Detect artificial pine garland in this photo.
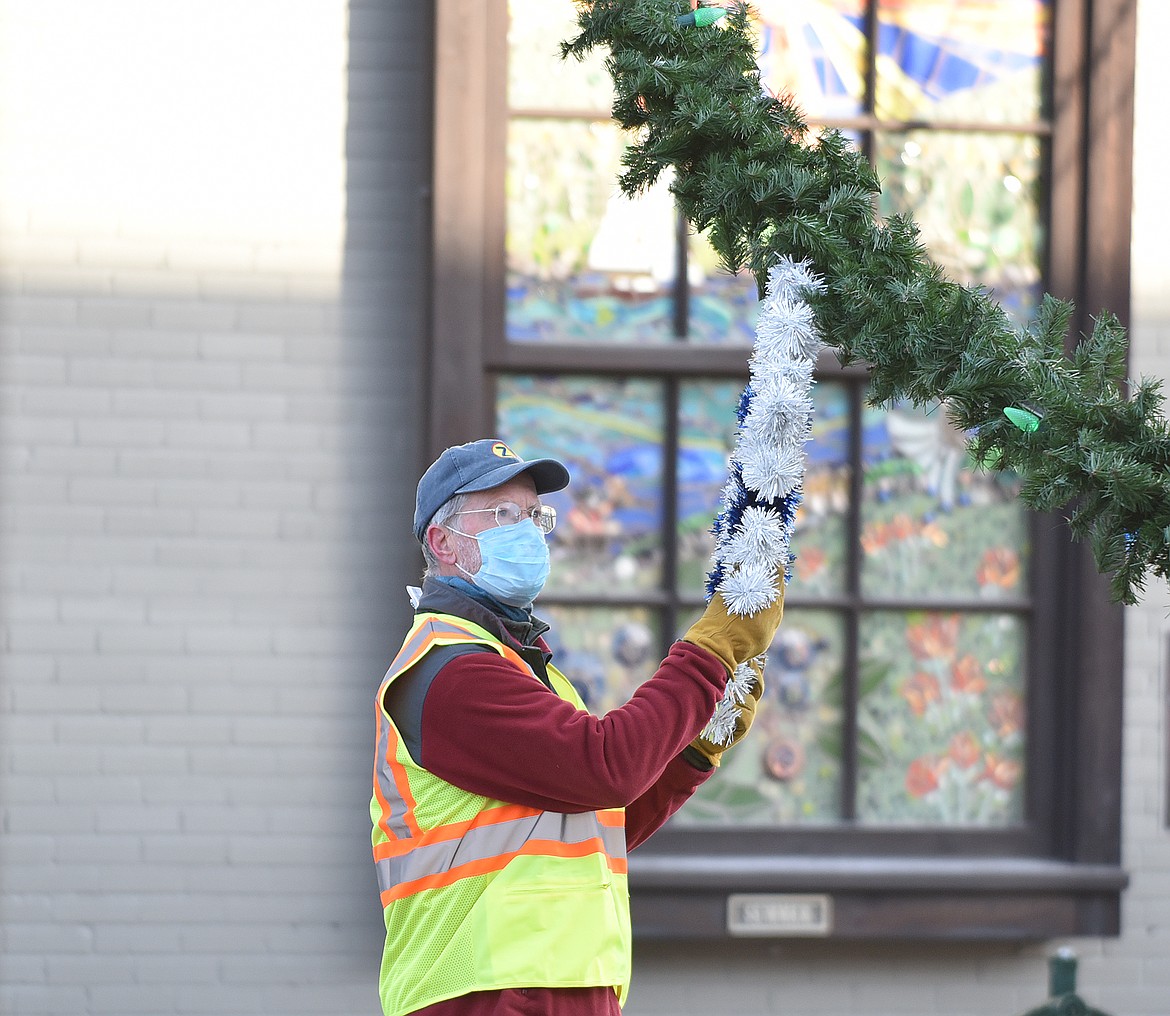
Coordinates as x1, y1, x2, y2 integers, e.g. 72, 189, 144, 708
563, 0, 1170, 606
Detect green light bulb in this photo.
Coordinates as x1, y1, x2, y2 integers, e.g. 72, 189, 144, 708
676, 7, 727, 28
1004, 407, 1041, 433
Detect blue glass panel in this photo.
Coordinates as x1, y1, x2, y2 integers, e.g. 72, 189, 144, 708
751, 1, 867, 120
676, 379, 739, 594
496, 376, 665, 592
678, 381, 851, 598
686, 229, 759, 346
793, 382, 852, 596
875, 0, 1050, 124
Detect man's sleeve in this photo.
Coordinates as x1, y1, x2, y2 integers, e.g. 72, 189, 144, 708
417, 640, 727, 814
624, 752, 715, 851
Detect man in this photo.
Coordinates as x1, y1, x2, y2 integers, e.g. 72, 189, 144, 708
372, 439, 783, 1016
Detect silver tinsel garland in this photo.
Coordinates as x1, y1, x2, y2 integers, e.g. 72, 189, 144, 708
700, 256, 825, 745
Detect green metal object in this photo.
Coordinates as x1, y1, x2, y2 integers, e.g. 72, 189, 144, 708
1019, 951, 1114, 1016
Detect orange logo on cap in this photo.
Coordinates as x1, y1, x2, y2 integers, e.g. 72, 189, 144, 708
491, 442, 518, 459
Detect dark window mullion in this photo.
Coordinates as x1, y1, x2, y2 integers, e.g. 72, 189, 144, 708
663, 379, 682, 651
861, 0, 879, 165
841, 376, 867, 823
673, 207, 689, 341
847, 0, 876, 825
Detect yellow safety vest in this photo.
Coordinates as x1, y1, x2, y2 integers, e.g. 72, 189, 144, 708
371, 612, 632, 1016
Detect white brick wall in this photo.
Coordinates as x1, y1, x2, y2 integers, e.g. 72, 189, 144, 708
0, 1, 427, 1013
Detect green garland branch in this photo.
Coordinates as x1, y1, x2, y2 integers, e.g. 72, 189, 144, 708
563, 0, 1170, 605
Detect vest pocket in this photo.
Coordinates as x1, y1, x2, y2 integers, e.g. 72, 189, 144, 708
488, 882, 627, 987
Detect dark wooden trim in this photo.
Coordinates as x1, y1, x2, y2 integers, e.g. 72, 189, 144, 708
1026, 512, 1062, 852
841, 379, 865, 821
628, 854, 1128, 892
631, 885, 1122, 940
861, 0, 877, 164
486, 343, 866, 378
1082, 0, 1136, 333
430, 0, 503, 453
510, 106, 1055, 137
1047, 0, 1087, 312
488, 341, 755, 376
481, 0, 510, 390
1061, 0, 1135, 869
642, 823, 1046, 859
661, 379, 681, 656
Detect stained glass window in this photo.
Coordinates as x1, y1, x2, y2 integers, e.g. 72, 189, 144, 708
496, 375, 665, 592
861, 399, 1027, 600
678, 609, 846, 825
856, 611, 1026, 825
507, 121, 678, 344
875, 131, 1044, 323
505, 0, 1049, 346
538, 605, 663, 714
434, 0, 1130, 937
873, 0, 1049, 124
500, 0, 1050, 830
752, 0, 867, 120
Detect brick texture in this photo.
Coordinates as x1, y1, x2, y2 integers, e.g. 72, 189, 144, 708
0, 1, 426, 1013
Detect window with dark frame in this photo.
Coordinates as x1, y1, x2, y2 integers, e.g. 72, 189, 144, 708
428, 0, 1134, 938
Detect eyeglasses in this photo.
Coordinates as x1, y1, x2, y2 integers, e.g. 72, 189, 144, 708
451, 501, 557, 534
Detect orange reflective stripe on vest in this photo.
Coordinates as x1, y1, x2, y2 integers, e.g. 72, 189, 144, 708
393, 615, 530, 676
375, 809, 628, 905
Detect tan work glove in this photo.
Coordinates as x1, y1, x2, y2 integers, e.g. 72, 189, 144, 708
689, 658, 765, 768
682, 587, 784, 676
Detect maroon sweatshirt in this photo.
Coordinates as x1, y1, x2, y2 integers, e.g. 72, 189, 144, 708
381, 579, 727, 1016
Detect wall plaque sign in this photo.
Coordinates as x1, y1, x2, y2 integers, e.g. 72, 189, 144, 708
727, 893, 833, 937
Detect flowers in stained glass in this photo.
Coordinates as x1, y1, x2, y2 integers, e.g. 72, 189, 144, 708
901, 670, 941, 718
858, 611, 1026, 825
862, 399, 1028, 599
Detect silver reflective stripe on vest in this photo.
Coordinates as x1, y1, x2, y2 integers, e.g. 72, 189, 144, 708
376, 810, 626, 894
374, 713, 413, 840
374, 618, 505, 840
598, 821, 625, 860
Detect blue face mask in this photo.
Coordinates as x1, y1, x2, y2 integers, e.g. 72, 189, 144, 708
449, 518, 550, 607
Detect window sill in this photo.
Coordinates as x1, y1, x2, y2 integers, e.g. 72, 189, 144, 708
628, 856, 1128, 940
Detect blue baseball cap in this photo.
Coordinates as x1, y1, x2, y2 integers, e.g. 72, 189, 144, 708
413, 439, 570, 542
